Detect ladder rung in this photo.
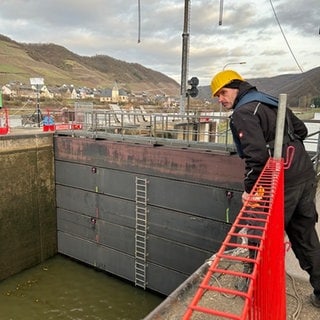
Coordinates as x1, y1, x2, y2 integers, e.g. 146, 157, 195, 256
136, 245, 146, 252
136, 264, 145, 269
135, 230, 146, 236
136, 239, 146, 245
136, 246, 146, 253
136, 235, 146, 241
136, 212, 146, 218
135, 276, 146, 283
136, 238, 146, 245
136, 205, 146, 210
135, 270, 146, 277
136, 206, 147, 210
135, 262, 145, 267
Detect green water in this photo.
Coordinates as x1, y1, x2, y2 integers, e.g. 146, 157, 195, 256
0, 255, 163, 320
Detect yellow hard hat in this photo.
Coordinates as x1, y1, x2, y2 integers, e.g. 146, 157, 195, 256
211, 70, 244, 96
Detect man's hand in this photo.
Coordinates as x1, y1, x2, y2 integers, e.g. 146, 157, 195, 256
242, 191, 250, 204
242, 186, 265, 207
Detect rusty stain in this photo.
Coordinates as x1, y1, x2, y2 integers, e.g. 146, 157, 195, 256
55, 136, 244, 189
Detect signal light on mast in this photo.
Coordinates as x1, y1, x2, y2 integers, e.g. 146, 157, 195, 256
187, 77, 199, 98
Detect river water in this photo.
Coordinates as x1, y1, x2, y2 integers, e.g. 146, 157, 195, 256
0, 255, 163, 320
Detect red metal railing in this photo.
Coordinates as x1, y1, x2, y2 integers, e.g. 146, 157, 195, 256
42, 109, 82, 132
0, 108, 9, 135
183, 157, 285, 319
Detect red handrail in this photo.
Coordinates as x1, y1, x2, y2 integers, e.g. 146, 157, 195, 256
183, 157, 285, 320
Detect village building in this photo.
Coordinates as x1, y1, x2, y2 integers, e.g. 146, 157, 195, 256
98, 82, 128, 103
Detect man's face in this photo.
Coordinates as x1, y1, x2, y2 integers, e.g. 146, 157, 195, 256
215, 87, 238, 110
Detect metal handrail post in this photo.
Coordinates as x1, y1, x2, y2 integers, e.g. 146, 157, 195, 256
316, 131, 320, 174
273, 94, 287, 159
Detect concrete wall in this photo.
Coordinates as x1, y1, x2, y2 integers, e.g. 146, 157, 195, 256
0, 130, 57, 280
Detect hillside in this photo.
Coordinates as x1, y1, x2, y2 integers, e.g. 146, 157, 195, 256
0, 34, 319, 107
0, 34, 180, 95
198, 67, 320, 108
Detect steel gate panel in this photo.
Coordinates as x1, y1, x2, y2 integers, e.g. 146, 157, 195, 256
147, 205, 231, 252
55, 160, 97, 191
147, 234, 210, 275
58, 231, 98, 266
56, 160, 137, 200
146, 175, 241, 222
146, 262, 189, 296
58, 232, 135, 281
57, 209, 135, 255
56, 185, 135, 228
56, 185, 96, 216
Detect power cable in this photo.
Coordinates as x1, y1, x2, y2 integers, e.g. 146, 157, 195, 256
286, 272, 303, 320
269, 0, 320, 97
269, 0, 304, 73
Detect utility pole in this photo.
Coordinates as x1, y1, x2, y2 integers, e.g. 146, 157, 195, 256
180, 0, 190, 114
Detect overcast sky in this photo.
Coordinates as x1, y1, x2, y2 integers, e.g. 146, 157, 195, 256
0, 0, 319, 86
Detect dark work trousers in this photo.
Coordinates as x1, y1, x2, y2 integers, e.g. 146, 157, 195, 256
285, 177, 320, 295
244, 208, 266, 260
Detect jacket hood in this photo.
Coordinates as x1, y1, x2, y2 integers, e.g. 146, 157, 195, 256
233, 81, 257, 109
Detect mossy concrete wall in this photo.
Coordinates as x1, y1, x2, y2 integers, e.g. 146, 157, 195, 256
0, 130, 56, 280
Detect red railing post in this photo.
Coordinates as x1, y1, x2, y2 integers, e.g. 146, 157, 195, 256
0, 108, 9, 135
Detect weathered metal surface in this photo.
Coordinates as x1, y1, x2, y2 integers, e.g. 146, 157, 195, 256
54, 135, 244, 188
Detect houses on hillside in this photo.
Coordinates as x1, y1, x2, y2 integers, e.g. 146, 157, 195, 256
1, 81, 129, 104
1, 80, 181, 110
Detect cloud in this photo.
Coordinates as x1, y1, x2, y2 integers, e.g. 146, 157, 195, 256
0, 0, 318, 86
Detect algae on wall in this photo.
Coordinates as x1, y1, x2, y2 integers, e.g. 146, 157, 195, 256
0, 132, 57, 280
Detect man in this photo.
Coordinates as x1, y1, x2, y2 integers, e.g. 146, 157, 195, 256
211, 69, 320, 307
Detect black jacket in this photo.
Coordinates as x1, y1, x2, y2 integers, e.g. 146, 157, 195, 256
230, 82, 315, 193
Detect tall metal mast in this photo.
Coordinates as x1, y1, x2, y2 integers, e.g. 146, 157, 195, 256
180, 0, 190, 114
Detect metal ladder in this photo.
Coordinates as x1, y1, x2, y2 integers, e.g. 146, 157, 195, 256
135, 177, 148, 289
